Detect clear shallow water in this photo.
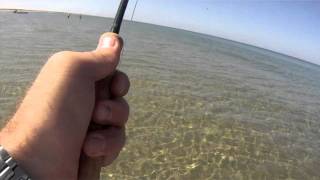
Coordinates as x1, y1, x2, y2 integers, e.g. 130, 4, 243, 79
1, 11, 320, 179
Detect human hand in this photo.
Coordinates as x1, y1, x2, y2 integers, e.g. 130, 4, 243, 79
0, 33, 130, 179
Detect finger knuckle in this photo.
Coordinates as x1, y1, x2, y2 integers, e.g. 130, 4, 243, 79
92, 50, 119, 68
48, 51, 79, 67
50, 51, 75, 62
102, 51, 118, 62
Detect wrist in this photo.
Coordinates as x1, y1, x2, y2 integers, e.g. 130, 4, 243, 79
0, 121, 49, 180
0, 118, 78, 180
0, 145, 31, 180
0, 124, 33, 179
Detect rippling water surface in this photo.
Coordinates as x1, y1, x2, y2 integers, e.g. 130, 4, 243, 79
1, 11, 320, 179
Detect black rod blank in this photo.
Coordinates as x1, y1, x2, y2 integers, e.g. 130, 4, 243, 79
110, 0, 129, 34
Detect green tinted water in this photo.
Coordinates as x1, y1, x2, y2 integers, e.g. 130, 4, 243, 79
1, 11, 320, 179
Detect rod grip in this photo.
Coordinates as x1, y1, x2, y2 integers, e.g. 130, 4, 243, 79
79, 77, 113, 180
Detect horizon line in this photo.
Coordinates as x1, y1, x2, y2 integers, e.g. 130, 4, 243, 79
1, 7, 319, 67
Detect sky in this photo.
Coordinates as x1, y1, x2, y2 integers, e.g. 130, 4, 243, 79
1, 0, 319, 65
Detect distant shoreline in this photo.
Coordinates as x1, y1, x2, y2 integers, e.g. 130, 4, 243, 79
0, 8, 84, 16
1, 8, 318, 67
0, 8, 41, 12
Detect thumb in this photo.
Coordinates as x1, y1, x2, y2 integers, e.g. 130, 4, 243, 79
93, 32, 123, 80
47, 33, 123, 81
96, 32, 123, 51
75, 33, 123, 80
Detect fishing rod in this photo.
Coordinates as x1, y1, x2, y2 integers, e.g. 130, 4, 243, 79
110, 0, 129, 34
79, 1, 130, 180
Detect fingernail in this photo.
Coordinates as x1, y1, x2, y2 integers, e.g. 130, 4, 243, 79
100, 36, 117, 49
